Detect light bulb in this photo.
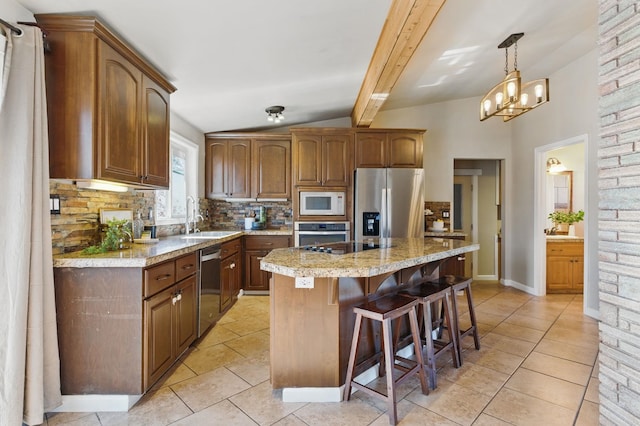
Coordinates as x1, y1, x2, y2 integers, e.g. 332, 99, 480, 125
520, 93, 529, 107
535, 84, 544, 102
483, 99, 492, 115
507, 82, 516, 101
267, 114, 274, 122
495, 92, 503, 109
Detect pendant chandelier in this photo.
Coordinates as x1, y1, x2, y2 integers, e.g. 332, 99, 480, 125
480, 33, 549, 122
265, 105, 285, 123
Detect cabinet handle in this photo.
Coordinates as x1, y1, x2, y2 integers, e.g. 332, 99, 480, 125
230, 263, 236, 269
457, 256, 465, 261
257, 257, 264, 260
176, 292, 182, 301
172, 296, 178, 305
182, 263, 195, 270
155, 273, 171, 281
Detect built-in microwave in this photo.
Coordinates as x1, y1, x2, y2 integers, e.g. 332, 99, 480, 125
299, 191, 346, 216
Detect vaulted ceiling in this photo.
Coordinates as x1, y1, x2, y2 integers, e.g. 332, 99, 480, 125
17, 0, 598, 133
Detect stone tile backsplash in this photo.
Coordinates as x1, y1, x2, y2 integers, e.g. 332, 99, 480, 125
424, 201, 451, 230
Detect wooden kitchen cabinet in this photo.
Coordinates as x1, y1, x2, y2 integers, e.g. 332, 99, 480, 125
205, 138, 252, 199
252, 139, 291, 199
205, 134, 291, 200
221, 238, 242, 312
244, 235, 291, 293
546, 240, 584, 293
291, 130, 352, 187
36, 14, 175, 189
354, 129, 424, 168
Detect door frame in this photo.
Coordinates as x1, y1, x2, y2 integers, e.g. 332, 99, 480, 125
534, 134, 593, 315
454, 169, 480, 279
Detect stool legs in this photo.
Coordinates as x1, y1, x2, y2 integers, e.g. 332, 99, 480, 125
450, 279, 480, 364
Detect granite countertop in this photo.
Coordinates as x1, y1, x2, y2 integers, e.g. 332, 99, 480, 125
54, 228, 292, 268
424, 231, 467, 238
260, 237, 479, 278
546, 235, 584, 242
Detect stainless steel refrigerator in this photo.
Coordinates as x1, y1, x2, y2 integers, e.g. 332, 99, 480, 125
354, 168, 424, 240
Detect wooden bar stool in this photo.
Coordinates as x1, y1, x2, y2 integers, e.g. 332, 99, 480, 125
343, 294, 428, 425
399, 279, 460, 389
438, 275, 480, 363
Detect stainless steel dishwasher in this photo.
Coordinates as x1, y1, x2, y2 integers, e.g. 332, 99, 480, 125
199, 244, 221, 337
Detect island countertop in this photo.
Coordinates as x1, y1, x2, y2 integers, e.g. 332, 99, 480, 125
261, 237, 479, 278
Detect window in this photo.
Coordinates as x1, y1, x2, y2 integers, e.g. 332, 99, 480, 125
155, 131, 198, 225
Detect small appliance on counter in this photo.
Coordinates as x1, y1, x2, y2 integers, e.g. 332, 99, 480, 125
251, 206, 267, 230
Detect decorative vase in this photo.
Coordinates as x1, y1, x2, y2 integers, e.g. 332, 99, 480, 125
568, 224, 576, 237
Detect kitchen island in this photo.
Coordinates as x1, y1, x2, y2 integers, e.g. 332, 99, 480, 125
260, 237, 479, 402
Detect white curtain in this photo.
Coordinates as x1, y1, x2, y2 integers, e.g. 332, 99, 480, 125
0, 23, 62, 425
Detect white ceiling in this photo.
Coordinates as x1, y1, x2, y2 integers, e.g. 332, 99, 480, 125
17, 0, 598, 133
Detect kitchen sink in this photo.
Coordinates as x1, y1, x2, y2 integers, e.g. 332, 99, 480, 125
182, 231, 242, 239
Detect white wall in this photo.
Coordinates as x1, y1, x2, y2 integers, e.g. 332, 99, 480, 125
0, 0, 33, 21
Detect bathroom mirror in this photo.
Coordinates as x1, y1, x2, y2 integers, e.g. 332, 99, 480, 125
552, 171, 572, 212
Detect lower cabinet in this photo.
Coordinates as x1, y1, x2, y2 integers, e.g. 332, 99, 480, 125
53, 251, 198, 395
244, 235, 291, 292
546, 240, 584, 293
221, 238, 242, 312
427, 235, 467, 277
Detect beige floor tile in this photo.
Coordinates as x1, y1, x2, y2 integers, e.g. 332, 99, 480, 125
352, 370, 423, 413
229, 382, 309, 425
505, 368, 586, 410
151, 362, 197, 390
465, 346, 525, 375
46, 412, 101, 426
226, 349, 271, 385
271, 414, 309, 425
368, 399, 459, 425
522, 351, 592, 386
484, 387, 576, 425
415, 383, 493, 425
472, 413, 512, 425
491, 322, 545, 343
170, 399, 256, 425
584, 376, 600, 403
182, 343, 245, 374
575, 400, 600, 426
171, 367, 251, 412
479, 332, 537, 357
294, 399, 384, 426
97, 387, 192, 426
441, 363, 509, 397
196, 323, 241, 348
545, 325, 599, 350
504, 313, 554, 331
223, 330, 271, 358
472, 311, 509, 327
534, 338, 598, 366
222, 314, 270, 336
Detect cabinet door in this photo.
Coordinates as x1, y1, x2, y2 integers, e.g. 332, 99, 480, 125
546, 256, 572, 292
231, 252, 242, 302
175, 275, 197, 355
572, 257, 584, 291
354, 133, 386, 168
293, 134, 322, 186
323, 135, 351, 186
97, 42, 143, 184
144, 287, 175, 389
439, 255, 465, 277
228, 140, 251, 198
245, 250, 269, 291
387, 133, 423, 168
252, 139, 291, 198
141, 75, 170, 188
205, 139, 228, 199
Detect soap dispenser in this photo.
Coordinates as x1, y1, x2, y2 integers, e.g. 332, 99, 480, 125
133, 211, 144, 239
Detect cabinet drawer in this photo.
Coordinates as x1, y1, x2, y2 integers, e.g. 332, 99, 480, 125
221, 238, 242, 258
144, 261, 175, 298
176, 252, 197, 282
547, 242, 583, 256
244, 235, 290, 250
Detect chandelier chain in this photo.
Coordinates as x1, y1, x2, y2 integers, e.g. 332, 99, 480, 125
504, 47, 509, 75
514, 41, 518, 71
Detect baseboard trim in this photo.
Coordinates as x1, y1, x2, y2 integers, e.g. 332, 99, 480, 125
475, 274, 498, 281
502, 279, 542, 296
50, 394, 142, 413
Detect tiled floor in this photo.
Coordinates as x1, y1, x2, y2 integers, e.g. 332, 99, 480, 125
45, 282, 600, 425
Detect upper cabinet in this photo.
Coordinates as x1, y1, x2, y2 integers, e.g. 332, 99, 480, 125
291, 129, 352, 187
205, 134, 291, 200
36, 14, 176, 189
354, 130, 424, 168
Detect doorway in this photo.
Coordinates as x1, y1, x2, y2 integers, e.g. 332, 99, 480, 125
453, 160, 502, 281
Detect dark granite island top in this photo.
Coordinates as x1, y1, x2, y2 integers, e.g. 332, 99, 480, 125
260, 237, 479, 403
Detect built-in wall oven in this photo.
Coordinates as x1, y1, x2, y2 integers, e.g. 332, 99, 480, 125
294, 221, 350, 247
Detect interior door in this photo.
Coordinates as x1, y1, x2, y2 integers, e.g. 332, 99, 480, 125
454, 175, 473, 277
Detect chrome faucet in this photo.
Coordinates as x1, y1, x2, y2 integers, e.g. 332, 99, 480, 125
186, 196, 203, 234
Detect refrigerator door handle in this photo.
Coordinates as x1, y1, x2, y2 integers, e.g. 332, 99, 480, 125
381, 187, 389, 238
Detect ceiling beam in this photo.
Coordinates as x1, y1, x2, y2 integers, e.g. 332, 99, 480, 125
351, 0, 446, 127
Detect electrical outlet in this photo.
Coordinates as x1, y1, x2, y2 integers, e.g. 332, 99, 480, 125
442, 210, 450, 218
50, 195, 60, 214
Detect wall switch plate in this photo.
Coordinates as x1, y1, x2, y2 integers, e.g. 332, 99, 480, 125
50, 195, 60, 214
442, 210, 450, 218
295, 277, 314, 289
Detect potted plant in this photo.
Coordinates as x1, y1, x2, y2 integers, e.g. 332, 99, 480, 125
548, 210, 584, 236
